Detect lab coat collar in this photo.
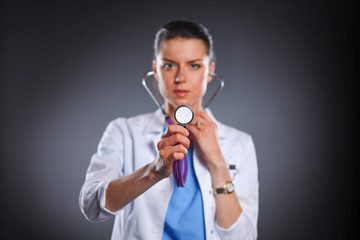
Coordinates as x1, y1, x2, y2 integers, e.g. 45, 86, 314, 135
143, 107, 226, 139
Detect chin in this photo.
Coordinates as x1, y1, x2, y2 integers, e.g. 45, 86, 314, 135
173, 99, 191, 107
178, 102, 200, 110
168, 97, 199, 109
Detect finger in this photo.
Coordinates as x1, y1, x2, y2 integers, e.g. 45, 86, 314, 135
163, 124, 189, 138
194, 114, 209, 127
172, 152, 186, 161
194, 122, 205, 130
160, 145, 188, 165
170, 144, 188, 159
187, 124, 201, 135
197, 112, 213, 123
189, 115, 203, 126
200, 111, 213, 123
189, 115, 206, 129
197, 112, 217, 130
159, 133, 190, 149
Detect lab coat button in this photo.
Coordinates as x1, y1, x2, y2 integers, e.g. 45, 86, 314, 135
211, 230, 214, 234
209, 190, 212, 195
152, 228, 156, 233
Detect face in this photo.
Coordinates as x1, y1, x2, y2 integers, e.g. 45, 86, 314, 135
153, 38, 215, 114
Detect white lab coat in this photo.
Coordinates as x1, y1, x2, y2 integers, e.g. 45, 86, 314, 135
79, 108, 259, 240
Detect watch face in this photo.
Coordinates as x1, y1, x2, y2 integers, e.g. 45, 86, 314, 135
226, 182, 234, 193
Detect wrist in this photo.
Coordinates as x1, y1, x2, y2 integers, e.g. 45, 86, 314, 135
148, 160, 166, 182
213, 180, 235, 194
208, 161, 232, 189
207, 157, 227, 175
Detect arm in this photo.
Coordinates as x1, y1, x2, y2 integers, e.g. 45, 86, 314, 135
101, 124, 190, 213
188, 112, 258, 238
208, 155, 242, 228
105, 124, 190, 211
188, 112, 241, 228
215, 135, 259, 239
80, 121, 190, 220
104, 162, 161, 212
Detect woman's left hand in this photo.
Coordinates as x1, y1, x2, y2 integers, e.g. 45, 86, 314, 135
187, 111, 224, 169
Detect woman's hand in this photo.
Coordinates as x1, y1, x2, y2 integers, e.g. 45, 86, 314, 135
187, 112, 226, 172
154, 124, 190, 179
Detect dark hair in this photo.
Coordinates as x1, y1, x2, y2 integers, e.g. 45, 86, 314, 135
154, 20, 215, 62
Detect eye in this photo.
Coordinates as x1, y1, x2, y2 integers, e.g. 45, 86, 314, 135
190, 64, 201, 70
163, 63, 175, 70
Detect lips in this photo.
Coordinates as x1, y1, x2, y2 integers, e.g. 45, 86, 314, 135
174, 89, 189, 97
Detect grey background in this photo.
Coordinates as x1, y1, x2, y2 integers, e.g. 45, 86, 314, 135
1, 0, 357, 239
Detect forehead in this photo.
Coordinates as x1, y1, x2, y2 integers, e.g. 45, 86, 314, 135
157, 38, 208, 59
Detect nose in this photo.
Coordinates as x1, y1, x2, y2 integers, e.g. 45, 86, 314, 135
174, 67, 185, 83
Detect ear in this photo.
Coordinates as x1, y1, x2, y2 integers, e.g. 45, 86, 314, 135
152, 60, 158, 81
207, 61, 216, 83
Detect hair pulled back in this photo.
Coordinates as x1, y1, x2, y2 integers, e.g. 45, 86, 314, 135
154, 20, 215, 62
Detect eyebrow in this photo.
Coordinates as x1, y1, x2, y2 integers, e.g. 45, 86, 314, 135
162, 58, 203, 63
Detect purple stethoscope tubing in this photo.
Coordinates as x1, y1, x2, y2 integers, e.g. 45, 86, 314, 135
142, 71, 224, 187
166, 116, 189, 187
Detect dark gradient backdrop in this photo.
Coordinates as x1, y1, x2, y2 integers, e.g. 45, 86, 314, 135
1, 0, 358, 239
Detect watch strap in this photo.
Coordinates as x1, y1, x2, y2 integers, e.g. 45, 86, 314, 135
213, 181, 234, 194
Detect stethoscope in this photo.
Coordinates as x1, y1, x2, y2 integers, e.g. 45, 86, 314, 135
142, 71, 224, 187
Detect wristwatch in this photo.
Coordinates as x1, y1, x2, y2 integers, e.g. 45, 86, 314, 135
213, 181, 234, 194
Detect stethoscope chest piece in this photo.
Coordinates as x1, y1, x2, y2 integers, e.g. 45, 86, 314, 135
174, 105, 194, 126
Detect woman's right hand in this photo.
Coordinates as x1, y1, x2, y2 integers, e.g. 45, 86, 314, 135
105, 124, 190, 212
153, 124, 190, 179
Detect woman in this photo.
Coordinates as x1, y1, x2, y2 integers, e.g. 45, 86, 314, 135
79, 20, 259, 240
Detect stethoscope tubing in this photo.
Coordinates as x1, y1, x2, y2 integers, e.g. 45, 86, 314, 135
143, 71, 224, 187
166, 116, 187, 187
142, 71, 224, 115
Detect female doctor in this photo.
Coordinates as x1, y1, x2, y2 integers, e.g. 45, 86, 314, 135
79, 20, 259, 240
